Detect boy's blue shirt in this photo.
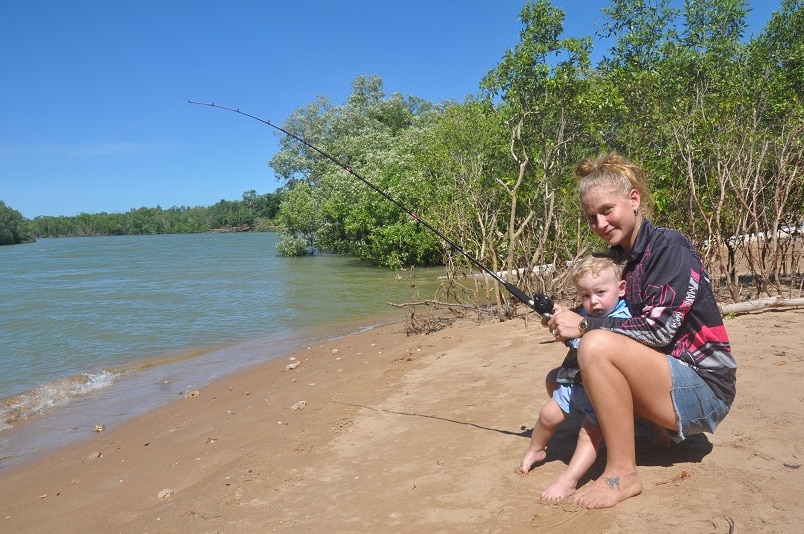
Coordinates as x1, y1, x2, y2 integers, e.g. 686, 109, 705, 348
567, 298, 631, 350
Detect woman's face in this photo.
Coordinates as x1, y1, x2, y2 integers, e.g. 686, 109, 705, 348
580, 186, 641, 251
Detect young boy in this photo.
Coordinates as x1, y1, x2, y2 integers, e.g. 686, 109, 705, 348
519, 255, 630, 502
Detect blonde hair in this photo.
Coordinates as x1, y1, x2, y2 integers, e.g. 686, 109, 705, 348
570, 254, 624, 287
575, 152, 654, 218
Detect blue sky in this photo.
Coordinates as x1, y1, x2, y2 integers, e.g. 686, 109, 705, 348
1, 1, 780, 218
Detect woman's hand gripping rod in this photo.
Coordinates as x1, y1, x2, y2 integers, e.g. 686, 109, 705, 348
189, 100, 554, 318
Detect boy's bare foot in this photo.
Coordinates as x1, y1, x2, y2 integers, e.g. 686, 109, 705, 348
540, 473, 578, 503
572, 471, 642, 508
519, 448, 547, 474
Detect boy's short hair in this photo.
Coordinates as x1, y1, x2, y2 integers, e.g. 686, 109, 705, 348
570, 254, 624, 286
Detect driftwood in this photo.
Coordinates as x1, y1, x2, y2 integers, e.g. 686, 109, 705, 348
719, 297, 804, 316
386, 300, 479, 310
386, 300, 467, 336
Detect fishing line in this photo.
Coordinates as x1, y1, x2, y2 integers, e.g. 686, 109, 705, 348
188, 100, 553, 317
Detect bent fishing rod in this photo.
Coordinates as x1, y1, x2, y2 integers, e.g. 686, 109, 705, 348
188, 100, 554, 318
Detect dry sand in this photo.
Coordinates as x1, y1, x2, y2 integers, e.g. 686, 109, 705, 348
1, 307, 803, 533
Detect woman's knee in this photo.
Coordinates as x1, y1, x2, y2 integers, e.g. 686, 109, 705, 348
576, 330, 617, 368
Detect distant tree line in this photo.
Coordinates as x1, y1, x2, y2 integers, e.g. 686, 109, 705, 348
0, 190, 282, 243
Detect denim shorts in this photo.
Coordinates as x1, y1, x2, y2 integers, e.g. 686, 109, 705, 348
553, 384, 599, 425
667, 355, 730, 442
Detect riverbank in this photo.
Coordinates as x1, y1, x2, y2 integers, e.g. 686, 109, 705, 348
1, 308, 803, 533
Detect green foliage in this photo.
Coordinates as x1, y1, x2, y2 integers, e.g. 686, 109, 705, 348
270, 74, 442, 266
599, 0, 680, 69
267, 0, 803, 304
591, 0, 804, 298
748, 0, 804, 118
275, 181, 322, 255
275, 234, 311, 256
0, 201, 35, 245
480, 0, 591, 110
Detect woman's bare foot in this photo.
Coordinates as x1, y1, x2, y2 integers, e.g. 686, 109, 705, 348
540, 473, 578, 503
519, 448, 547, 474
572, 471, 642, 508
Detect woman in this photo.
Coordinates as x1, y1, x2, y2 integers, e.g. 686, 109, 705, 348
546, 152, 737, 508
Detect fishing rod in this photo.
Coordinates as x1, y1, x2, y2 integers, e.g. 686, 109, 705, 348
188, 100, 554, 318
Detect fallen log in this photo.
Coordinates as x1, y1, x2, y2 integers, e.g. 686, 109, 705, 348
719, 297, 804, 316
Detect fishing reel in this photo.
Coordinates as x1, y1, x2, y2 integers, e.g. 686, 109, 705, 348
531, 292, 555, 318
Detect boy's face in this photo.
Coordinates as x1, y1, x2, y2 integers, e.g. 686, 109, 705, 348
576, 267, 626, 318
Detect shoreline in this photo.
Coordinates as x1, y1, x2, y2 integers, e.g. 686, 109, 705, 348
2, 309, 803, 532
0, 312, 408, 473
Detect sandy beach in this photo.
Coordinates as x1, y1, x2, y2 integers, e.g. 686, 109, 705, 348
1, 306, 803, 533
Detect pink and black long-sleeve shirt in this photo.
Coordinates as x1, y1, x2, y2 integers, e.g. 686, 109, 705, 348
583, 220, 737, 406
